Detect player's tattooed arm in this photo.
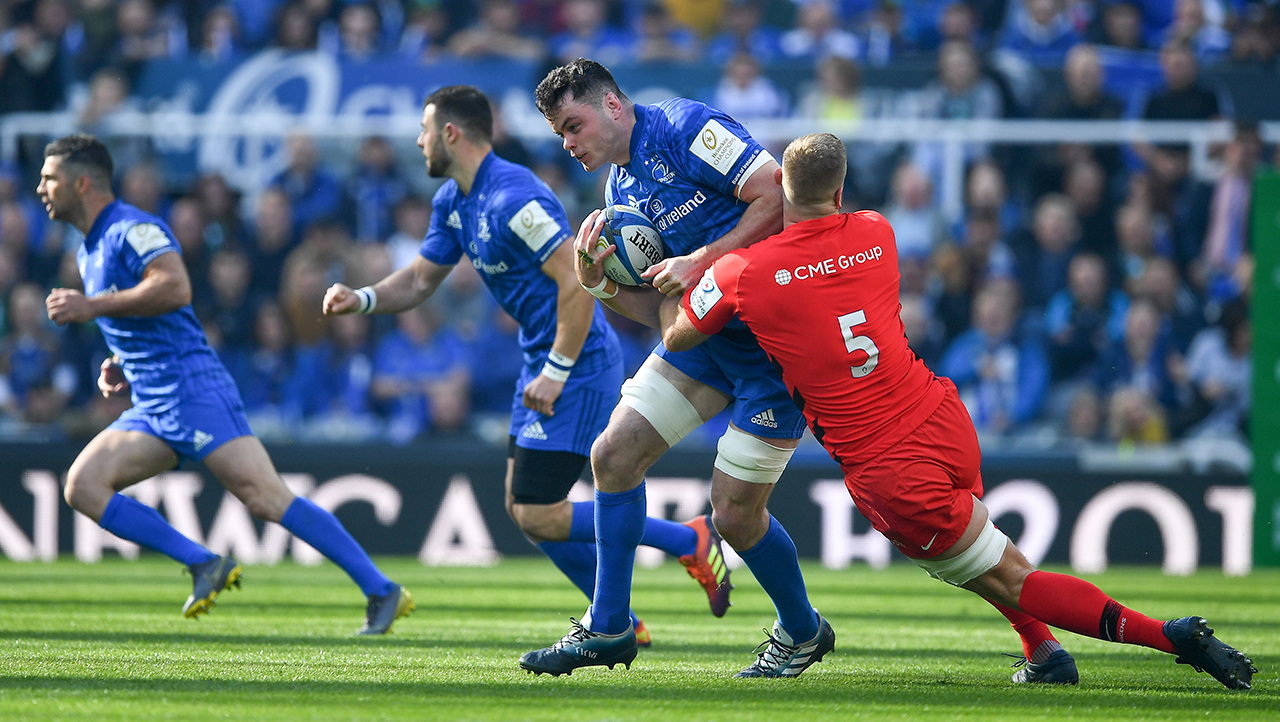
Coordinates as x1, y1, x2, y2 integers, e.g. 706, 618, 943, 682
323, 256, 452, 315
47, 252, 191, 325
642, 159, 782, 297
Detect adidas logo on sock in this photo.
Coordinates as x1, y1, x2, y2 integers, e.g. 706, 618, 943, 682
522, 421, 548, 440
193, 430, 214, 452
749, 409, 778, 429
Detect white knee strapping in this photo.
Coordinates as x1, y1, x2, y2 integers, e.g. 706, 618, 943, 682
620, 366, 704, 448
912, 516, 1009, 586
714, 425, 796, 485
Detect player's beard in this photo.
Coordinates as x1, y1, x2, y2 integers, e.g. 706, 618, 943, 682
425, 134, 451, 178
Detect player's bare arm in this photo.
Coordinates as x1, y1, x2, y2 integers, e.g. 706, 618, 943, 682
97, 355, 127, 397
642, 159, 782, 297
572, 209, 667, 326
46, 251, 191, 326
323, 255, 453, 315
522, 240, 594, 416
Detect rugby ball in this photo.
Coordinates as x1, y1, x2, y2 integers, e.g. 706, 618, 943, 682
596, 205, 664, 286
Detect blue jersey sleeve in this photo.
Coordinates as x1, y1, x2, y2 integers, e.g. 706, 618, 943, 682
496, 189, 571, 267
115, 221, 180, 278
419, 193, 464, 266
666, 102, 772, 201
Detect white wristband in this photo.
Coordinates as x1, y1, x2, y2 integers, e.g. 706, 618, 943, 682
540, 363, 571, 383
583, 275, 617, 299
354, 286, 378, 314
547, 350, 576, 369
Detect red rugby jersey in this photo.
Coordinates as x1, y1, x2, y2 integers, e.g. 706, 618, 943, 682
682, 211, 946, 466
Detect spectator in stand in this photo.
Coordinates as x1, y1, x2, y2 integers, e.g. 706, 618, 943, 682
247, 187, 298, 297
899, 292, 946, 370
711, 52, 790, 121
279, 245, 331, 347
1036, 44, 1125, 184
0, 283, 77, 421
427, 260, 496, 343
1094, 296, 1180, 413
1144, 145, 1214, 275
200, 249, 257, 351
197, 4, 243, 62
399, 0, 449, 61
490, 101, 533, 168
960, 160, 1019, 239
275, 1, 320, 51
347, 136, 409, 243
1114, 201, 1160, 292
0, 249, 18, 338
0, 0, 71, 114
467, 305, 524, 415
1012, 193, 1080, 311
0, 200, 56, 288
1063, 385, 1105, 442
998, 0, 1082, 65
705, 0, 784, 66
1159, 0, 1230, 63
371, 302, 470, 442
227, 300, 298, 436
386, 195, 432, 271
780, 0, 862, 62
1044, 252, 1128, 384
1091, 1, 1145, 50
1063, 158, 1117, 262
796, 55, 861, 122
937, 1, 983, 49
1135, 256, 1204, 354
883, 162, 947, 260
929, 242, 973, 345
548, 0, 636, 66
1179, 297, 1249, 440
270, 131, 347, 237
666, 0, 729, 37
940, 280, 1049, 436
1143, 38, 1226, 125
290, 311, 380, 441
1230, 2, 1280, 65
193, 172, 242, 253
631, 2, 700, 63
119, 162, 167, 217
1195, 122, 1262, 303
167, 198, 213, 309
77, 69, 151, 177
447, 0, 546, 60
894, 0, 957, 52
958, 207, 1016, 283
110, 0, 185, 82
325, 1, 383, 60
1106, 386, 1169, 444
913, 40, 1003, 188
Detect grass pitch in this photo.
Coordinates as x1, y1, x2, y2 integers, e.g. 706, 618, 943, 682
0, 557, 1275, 721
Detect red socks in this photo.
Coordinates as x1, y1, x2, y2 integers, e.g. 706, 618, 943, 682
987, 599, 1062, 663
1017, 570, 1175, 654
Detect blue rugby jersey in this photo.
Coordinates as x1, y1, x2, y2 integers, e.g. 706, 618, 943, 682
77, 200, 235, 412
419, 152, 619, 369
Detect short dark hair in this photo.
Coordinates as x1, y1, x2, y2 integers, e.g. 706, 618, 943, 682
782, 133, 846, 206
44, 134, 113, 187
423, 85, 493, 144
534, 58, 630, 118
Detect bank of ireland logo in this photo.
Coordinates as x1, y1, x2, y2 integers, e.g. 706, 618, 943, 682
650, 197, 664, 216
775, 269, 792, 285
651, 159, 674, 184
702, 128, 717, 150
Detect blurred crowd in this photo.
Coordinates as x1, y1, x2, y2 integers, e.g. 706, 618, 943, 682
0, 0, 1274, 448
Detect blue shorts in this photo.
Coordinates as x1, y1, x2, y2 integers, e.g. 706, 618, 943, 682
510, 349, 624, 457
108, 385, 254, 462
655, 328, 806, 441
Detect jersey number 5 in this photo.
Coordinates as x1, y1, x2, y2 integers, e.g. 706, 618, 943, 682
838, 309, 879, 378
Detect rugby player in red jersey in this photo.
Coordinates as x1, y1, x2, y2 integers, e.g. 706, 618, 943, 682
573, 132, 1255, 690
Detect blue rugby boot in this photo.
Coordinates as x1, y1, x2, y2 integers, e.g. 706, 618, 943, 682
1163, 616, 1256, 690
358, 584, 415, 635
520, 610, 638, 676
1009, 649, 1080, 685
735, 615, 835, 678
183, 555, 242, 619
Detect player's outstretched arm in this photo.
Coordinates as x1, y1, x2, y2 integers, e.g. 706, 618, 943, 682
323, 256, 453, 316
642, 159, 782, 297
658, 297, 709, 353
47, 251, 191, 325
573, 209, 666, 326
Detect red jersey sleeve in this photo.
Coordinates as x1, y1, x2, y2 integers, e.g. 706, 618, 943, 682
681, 252, 748, 336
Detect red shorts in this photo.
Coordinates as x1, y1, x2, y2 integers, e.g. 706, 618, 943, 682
840, 382, 982, 560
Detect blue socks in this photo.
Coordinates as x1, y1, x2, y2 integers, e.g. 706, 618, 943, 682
99, 494, 217, 567
568, 501, 697, 557
738, 515, 819, 643
590, 483, 647, 634
537, 540, 596, 599
280, 497, 396, 597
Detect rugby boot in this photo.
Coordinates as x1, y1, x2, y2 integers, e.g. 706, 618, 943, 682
1009, 649, 1080, 685
1163, 616, 1256, 690
735, 615, 835, 678
679, 515, 732, 617
520, 611, 638, 676
358, 584, 415, 635
183, 555, 242, 618
634, 616, 652, 648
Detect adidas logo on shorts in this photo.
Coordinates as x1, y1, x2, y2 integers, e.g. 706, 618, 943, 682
193, 430, 214, 452
749, 409, 778, 429
522, 421, 548, 440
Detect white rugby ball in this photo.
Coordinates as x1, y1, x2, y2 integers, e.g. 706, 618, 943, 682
596, 205, 664, 286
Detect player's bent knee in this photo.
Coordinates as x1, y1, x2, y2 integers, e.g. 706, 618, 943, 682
912, 516, 1009, 587
714, 426, 796, 485
619, 366, 703, 449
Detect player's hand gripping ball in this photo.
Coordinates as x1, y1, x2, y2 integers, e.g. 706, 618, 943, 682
597, 205, 664, 286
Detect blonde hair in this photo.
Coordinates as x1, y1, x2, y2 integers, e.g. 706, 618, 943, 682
781, 133, 847, 207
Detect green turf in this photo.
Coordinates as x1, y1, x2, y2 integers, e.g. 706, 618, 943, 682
0, 557, 1274, 721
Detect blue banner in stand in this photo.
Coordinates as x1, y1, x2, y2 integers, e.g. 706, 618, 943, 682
129, 52, 542, 188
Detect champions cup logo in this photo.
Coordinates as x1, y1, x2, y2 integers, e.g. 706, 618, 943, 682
520, 209, 534, 228
702, 129, 717, 150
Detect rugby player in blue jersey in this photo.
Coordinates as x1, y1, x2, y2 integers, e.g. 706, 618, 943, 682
520, 59, 833, 677
322, 86, 729, 645
40, 134, 414, 634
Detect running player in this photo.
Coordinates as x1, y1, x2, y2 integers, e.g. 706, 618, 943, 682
576, 132, 1256, 690
520, 60, 831, 678
322, 86, 728, 644
41, 134, 414, 634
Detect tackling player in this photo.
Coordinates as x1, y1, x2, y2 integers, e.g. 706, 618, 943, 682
521, 60, 830, 678
41, 134, 414, 634
322, 86, 727, 644
578, 132, 1256, 690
